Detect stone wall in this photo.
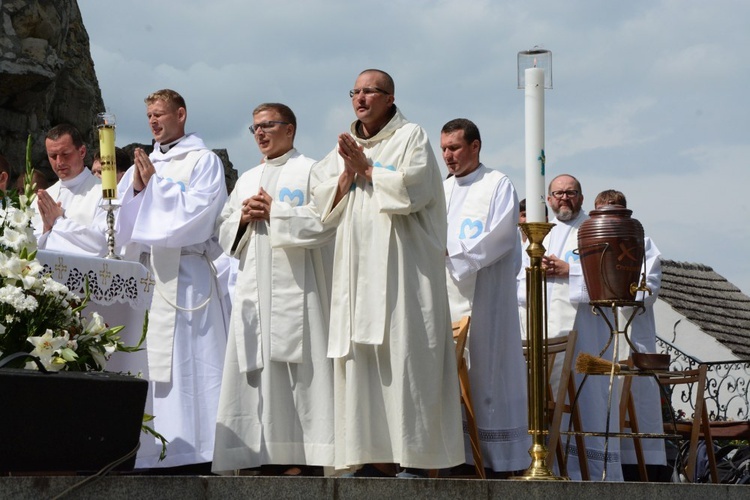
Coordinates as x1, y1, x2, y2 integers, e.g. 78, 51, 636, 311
0, 1, 238, 192
0, 0, 103, 183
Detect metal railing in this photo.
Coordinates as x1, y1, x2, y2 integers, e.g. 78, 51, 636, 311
656, 336, 750, 422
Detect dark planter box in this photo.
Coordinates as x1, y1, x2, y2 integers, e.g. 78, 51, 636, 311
0, 368, 147, 472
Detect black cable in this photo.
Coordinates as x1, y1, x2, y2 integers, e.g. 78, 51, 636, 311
50, 442, 140, 500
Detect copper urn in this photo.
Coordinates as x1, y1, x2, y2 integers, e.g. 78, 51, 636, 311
577, 205, 645, 304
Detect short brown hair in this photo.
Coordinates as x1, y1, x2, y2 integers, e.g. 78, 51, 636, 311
145, 89, 187, 111
359, 69, 395, 95
595, 189, 627, 208
253, 103, 297, 139
46, 123, 85, 148
441, 118, 482, 152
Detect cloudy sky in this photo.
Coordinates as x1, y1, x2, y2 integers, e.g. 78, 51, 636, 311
79, 0, 750, 294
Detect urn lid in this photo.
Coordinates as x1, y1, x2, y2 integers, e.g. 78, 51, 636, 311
588, 204, 632, 218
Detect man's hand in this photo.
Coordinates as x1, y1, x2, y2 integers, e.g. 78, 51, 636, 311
338, 133, 372, 181
133, 148, 156, 192
242, 187, 273, 224
36, 189, 64, 233
542, 254, 569, 278
333, 167, 356, 208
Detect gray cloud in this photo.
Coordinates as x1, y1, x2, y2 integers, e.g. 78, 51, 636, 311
79, 0, 750, 293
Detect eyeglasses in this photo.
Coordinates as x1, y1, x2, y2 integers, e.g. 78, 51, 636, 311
249, 121, 290, 134
349, 87, 390, 98
550, 190, 580, 199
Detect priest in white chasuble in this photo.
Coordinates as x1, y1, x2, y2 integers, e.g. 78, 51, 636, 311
212, 103, 335, 475
441, 118, 530, 476
115, 89, 229, 471
309, 69, 464, 477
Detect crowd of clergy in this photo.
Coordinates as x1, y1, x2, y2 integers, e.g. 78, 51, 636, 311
2, 67, 666, 481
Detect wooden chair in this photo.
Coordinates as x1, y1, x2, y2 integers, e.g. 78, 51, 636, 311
658, 365, 719, 483
452, 316, 486, 479
618, 367, 649, 481
523, 330, 589, 479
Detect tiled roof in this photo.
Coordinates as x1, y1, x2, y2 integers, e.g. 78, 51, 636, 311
659, 260, 750, 358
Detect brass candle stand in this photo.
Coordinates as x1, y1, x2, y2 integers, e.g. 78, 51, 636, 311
102, 200, 121, 260
516, 221, 567, 481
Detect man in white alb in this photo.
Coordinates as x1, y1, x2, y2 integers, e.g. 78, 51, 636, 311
212, 103, 334, 475
33, 124, 107, 256
441, 118, 529, 476
309, 69, 464, 477
115, 89, 228, 472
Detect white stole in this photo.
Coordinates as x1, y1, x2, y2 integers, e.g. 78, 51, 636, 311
148, 149, 209, 382
234, 156, 312, 372
544, 214, 587, 338
444, 167, 502, 318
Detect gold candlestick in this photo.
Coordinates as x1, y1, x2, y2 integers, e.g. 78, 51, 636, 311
516, 221, 567, 480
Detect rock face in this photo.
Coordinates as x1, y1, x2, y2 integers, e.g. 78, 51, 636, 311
0, 0, 103, 183
0, 1, 238, 192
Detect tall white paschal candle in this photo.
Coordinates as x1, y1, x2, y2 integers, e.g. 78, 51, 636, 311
524, 67, 546, 223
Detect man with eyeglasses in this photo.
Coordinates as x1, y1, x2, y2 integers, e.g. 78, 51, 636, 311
212, 103, 335, 476
440, 118, 529, 477
303, 69, 464, 478
518, 174, 624, 481
115, 88, 229, 473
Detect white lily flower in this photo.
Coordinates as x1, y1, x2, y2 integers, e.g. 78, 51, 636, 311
27, 330, 69, 369
85, 312, 108, 335
6, 207, 31, 229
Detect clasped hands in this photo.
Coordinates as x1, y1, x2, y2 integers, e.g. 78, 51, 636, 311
240, 187, 272, 225
133, 147, 156, 193
334, 134, 371, 204
36, 189, 64, 233
338, 133, 371, 183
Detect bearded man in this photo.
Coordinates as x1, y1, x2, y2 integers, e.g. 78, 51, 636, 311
518, 174, 623, 481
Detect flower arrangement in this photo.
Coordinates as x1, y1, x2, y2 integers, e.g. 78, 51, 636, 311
0, 137, 139, 371
0, 136, 168, 461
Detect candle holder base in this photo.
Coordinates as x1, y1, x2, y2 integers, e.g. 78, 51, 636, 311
102, 200, 121, 260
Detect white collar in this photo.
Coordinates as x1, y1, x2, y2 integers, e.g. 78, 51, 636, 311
454, 164, 483, 186
265, 148, 296, 167
59, 167, 93, 189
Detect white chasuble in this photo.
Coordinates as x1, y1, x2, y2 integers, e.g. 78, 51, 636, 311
444, 166, 531, 472
114, 133, 229, 469
212, 149, 335, 471
146, 149, 210, 383
221, 150, 313, 373
311, 108, 464, 470
443, 166, 503, 320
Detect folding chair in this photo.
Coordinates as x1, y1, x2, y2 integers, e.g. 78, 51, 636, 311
618, 356, 656, 481
453, 316, 486, 479
658, 365, 719, 483
523, 330, 589, 479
